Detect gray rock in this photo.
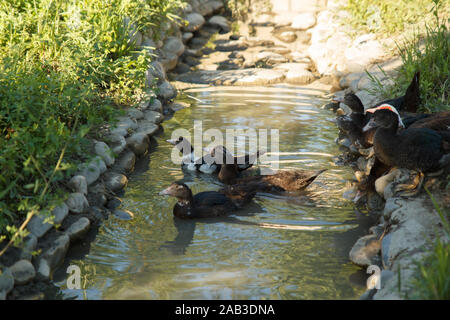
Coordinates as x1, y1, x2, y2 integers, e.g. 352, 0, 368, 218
182, 32, 193, 43
68, 175, 88, 195
20, 233, 37, 261
174, 62, 191, 74
183, 13, 205, 32
113, 150, 136, 174
0, 267, 14, 300
104, 172, 128, 192
148, 61, 166, 83
10, 260, 35, 285
349, 234, 382, 267
107, 197, 122, 210
276, 63, 314, 85
169, 102, 190, 112
255, 51, 288, 66
27, 204, 69, 238
380, 270, 394, 289
126, 132, 150, 156
94, 141, 115, 167
215, 40, 248, 52
208, 16, 230, 32
66, 217, 91, 242
383, 197, 401, 220
143, 110, 163, 124
163, 36, 185, 57
159, 51, 179, 72
127, 108, 144, 120
77, 157, 105, 186
291, 12, 316, 30
148, 98, 163, 113
87, 183, 108, 207
197, 1, 213, 16
65, 192, 89, 214
359, 288, 377, 300
136, 120, 159, 136
157, 81, 177, 101
107, 134, 127, 155
113, 209, 134, 220
37, 234, 70, 280
209, 0, 223, 12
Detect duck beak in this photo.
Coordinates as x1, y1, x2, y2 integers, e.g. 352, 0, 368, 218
353, 190, 365, 203
159, 186, 174, 196
166, 139, 177, 145
362, 118, 377, 132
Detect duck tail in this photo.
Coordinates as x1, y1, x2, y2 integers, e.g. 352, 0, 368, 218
439, 154, 450, 168
404, 71, 421, 113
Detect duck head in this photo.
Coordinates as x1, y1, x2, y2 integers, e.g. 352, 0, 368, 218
159, 182, 193, 202
365, 104, 405, 129
334, 93, 365, 114
209, 145, 235, 165
167, 136, 194, 154
363, 108, 399, 132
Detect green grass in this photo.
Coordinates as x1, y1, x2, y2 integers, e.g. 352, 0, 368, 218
364, 0, 449, 112
0, 0, 184, 250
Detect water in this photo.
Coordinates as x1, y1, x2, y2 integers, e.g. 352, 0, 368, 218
54, 84, 373, 300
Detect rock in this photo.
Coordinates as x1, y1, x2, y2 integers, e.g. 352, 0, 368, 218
140, 36, 156, 56
127, 108, 144, 120
66, 217, 91, 242
169, 102, 190, 112
159, 51, 178, 72
0, 267, 14, 300
291, 12, 316, 30
182, 32, 193, 43
27, 204, 69, 238
183, 13, 205, 32
113, 209, 134, 220
157, 81, 177, 101
339, 72, 364, 91
68, 175, 88, 195
66, 193, 89, 214
209, 0, 223, 12
20, 234, 37, 261
380, 270, 395, 289
197, 1, 214, 16
37, 234, 70, 280
136, 120, 159, 136
87, 183, 108, 207
383, 197, 401, 220
104, 172, 128, 192
9, 260, 35, 285
208, 16, 230, 32
255, 51, 288, 65
276, 31, 297, 43
143, 110, 163, 124
107, 134, 126, 155
113, 150, 136, 174
174, 62, 191, 74
344, 40, 385, 73
215, 40, 248, 51
148, 99, 163, 113
107, 197, 122, 210
163, 36, 185, 57
189, 36, 209, 48
110, 116, 138, 137
275, 63, 314, 85
355, 90, 378, 109
359, 288, 377, 300
148, 61, 166, 83
349, 234, 382, 267
184, 55, 201, 66
94, 141, 114, 167
126, 132, 149, 156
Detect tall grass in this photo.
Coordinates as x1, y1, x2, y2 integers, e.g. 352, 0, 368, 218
0, 0, 184, 248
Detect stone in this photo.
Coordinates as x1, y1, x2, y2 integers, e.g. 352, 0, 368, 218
126, 132, 149, 156
355, 90, 378, 109
197, 1, 214, 16
291, 13, 316, 30
113, 150, 136, 174
94, 141, 114, 167
0, 267, 14, 300
104, 172, 128, 192
107, 134, 126, 155
276, 31, 297, 43
10, 260, 35, 285
209, 0, 223, 12
339, 72, 364, 91
157, 81, 177, 101
87, 183, 108, 207
215, 40, 248, 51
208, 16, 230, 32
109, 116, 138, 137
27, 203, 69, 238
127, 108, 144, 120
174, 62, 191, 74
359, 288, 377, 300
349, 234, 382, 267
148, 99, 163, 113
66, 217, 91, 242
183, 13, 205, 32
136, 120, 159, 136
20, 234, 37, 261
148, 61, 166, 82
66, 192, 89, 214
344, 40, 385, 73
113, 209, 134, 220
275, 63, 314, 85
37, 234, 70, 280
140, 36, 156, 56
383, 197, 401, 220
381, 232, 392, 269
107, 197, 122, 210
163, 36, 185, 57
182, 32, 193, 43
380, 270, 394, 289
143, 110, 163, 124
68, 175, 88, 195
160, 51, 178, 72
255, 51, 288, 66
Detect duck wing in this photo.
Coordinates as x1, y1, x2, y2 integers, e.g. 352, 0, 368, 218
192, 191, 236, 218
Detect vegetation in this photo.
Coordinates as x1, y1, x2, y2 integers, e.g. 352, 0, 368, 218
364, 0, 449, 112
0, 0, 184, 253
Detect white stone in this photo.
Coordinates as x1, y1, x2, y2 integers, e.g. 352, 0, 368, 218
291, 12, 316, 30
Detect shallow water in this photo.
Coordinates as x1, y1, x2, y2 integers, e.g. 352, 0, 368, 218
54, 84, 374, 300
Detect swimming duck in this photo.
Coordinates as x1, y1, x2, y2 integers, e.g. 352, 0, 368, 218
167, 136, 218, 173
374, 71, 420, 113
159, 181, 255, 219
207, 144, 264, 172
363, 109, 450, 194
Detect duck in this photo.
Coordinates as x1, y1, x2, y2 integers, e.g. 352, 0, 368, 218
363, 108, 450, 194
159, 181, 256, 219
407, 111, 450, 133
167, 136, 218, 174
207, 144, 264, 173
373, 71, 420, 113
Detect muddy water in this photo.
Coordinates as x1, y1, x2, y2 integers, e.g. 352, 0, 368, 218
55, 85, 374, 299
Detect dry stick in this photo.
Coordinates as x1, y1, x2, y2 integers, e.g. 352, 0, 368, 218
0, 114, 80, 258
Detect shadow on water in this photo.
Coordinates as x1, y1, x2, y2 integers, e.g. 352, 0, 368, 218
51, 84, 374, 300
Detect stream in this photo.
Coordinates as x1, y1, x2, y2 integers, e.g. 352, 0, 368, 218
53, 84, 375, 299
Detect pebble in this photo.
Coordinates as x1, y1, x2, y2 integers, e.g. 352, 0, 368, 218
9, 260, 36, 285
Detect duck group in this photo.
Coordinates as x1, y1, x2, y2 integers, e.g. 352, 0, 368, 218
333, 71, 450, 200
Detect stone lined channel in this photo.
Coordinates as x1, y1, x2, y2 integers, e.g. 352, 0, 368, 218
52, 85, 376, 299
